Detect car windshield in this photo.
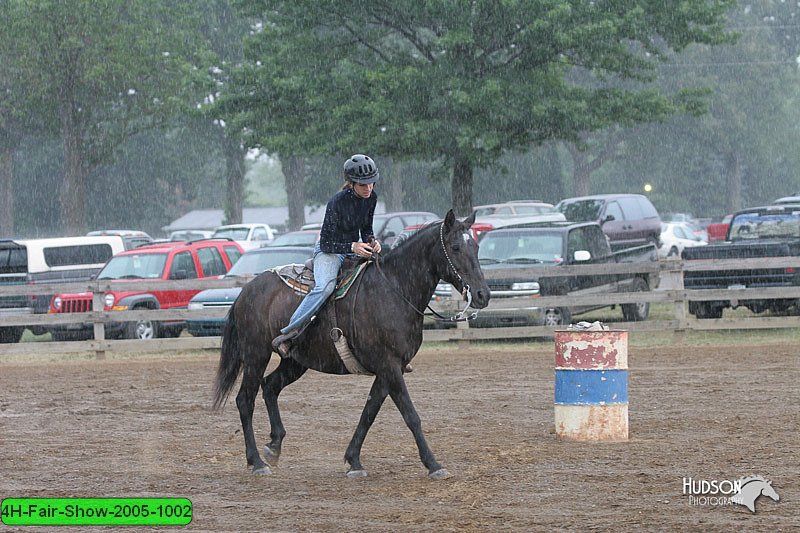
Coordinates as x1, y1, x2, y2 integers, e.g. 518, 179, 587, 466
213, 228, 249, 240
97, 253, 168, 279
557, 200, 604, 222
478, 232, 563, 263
227, 250, 310, 276
729, 211, 800, 241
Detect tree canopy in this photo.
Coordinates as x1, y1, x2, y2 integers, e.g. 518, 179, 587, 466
224, 0, 736, 214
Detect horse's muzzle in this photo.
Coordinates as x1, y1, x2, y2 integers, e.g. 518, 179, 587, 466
467, 286, 490, 309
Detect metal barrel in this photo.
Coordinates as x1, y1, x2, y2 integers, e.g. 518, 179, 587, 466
554, 330, 629, 441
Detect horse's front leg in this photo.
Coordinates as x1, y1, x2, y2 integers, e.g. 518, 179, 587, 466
344, 376, 389, 478
261, 357, 307, 465
386, 369, 450, 479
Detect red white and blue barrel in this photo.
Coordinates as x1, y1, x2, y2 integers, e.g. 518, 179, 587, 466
554, 330, 629, 441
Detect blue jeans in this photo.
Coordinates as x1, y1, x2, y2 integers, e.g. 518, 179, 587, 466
281, 243, 345, 334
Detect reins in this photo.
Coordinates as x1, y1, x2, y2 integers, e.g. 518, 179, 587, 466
370, 222, 478, 323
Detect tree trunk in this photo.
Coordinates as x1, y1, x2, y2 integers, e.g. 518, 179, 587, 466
451, 155, 473, 216
725, 151, 741, 213
0, 147, 13, 235
61, 119, 87, 235
283, 156, 306, 231
58, 74, 87, 235
381, 159, 404, 211
223, 134, 246, 225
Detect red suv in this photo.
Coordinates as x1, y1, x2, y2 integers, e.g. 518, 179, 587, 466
48, 239, 243, 340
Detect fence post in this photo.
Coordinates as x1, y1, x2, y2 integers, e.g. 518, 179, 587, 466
666, 259, 688, 343
92, 291, 106, 360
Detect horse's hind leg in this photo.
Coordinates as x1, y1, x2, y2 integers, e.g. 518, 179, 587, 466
344, 377, 389, 477
261, 358, 307, 465
236, 357, 271, 475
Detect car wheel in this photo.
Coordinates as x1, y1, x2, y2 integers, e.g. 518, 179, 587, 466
126, 316, 158, 340
694, 303, 722, 320
622, 277, 650, 321
543, 307, 570, 326
160, 325, 183, 338
0, 326, 24, 343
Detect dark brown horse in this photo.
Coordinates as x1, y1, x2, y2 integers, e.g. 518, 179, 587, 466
213, 210, 490, 478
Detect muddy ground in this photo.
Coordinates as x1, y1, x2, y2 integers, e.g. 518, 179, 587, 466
0, 342, 797, 532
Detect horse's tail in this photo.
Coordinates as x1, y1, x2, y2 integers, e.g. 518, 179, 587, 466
212, 304, 242, 410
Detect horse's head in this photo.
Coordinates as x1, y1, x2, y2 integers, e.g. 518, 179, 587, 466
437, 209, 490, 309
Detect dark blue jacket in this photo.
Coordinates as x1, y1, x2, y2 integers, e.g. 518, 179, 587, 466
318, 188, 378, 254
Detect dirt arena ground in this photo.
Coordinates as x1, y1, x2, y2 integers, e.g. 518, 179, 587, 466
1, 341, 797, 532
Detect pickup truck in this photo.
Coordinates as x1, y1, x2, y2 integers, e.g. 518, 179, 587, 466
681, 204, 800, 319
474, 221, 659, 327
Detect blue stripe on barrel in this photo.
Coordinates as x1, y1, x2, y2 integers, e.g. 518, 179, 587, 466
554, 369, 628, 405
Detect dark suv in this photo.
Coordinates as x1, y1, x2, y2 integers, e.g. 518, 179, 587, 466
48, 239, 243, 340
555, 194, 662, 250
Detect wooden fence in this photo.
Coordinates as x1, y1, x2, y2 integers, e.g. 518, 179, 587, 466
2, 256, 800, 357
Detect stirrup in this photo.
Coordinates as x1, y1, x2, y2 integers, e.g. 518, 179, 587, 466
271, 331, 299, 358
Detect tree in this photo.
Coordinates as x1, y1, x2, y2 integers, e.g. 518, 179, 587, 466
226, 0, 736, 215
2, 0, 207, 234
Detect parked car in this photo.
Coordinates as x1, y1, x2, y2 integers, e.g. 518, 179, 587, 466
187, 246, 314, 336
267, 229, 320, 248
47, 239, 244, 340
659, 222, 707, 258
0, 236, 127, 342
371, 211, 439, 247
682, 204, 800, 319
555, 193, 662, 250
473, 201, 559, 217
474, 222, 659, 327
212, 223, 276, 250
86, 230, 153, 250
168, 230, 214, 241
705, 215, 732, 242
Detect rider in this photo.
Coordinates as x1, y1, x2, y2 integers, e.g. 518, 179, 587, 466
272, 154, 382, 358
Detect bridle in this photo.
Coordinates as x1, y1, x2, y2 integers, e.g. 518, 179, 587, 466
372, 221, 479, 323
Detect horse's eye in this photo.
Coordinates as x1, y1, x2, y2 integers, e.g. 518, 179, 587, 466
451, 244, 460, 252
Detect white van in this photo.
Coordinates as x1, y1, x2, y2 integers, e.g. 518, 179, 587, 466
0, 236, 125, 342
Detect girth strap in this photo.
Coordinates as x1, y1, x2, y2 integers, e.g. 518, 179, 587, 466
327, 303, 372, 376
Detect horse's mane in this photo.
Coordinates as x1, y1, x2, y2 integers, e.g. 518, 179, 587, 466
383, 219, 443, 258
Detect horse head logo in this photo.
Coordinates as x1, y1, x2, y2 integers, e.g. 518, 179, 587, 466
730, 476, 780, 513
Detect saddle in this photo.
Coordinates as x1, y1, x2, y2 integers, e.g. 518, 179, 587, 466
274, 255, 371, 300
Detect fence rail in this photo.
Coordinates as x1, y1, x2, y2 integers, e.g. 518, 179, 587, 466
2, 256, 800, 357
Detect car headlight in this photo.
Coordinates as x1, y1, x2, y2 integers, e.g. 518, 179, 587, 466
188, 302, 204, 310
103, 293, 115, 308
52, 297, 62, 311
511, 281, 540, 292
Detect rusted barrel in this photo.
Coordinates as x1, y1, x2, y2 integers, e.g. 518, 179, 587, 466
554, 330, 629, 441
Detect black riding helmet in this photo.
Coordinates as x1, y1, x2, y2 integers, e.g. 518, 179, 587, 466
343, 154, 380, 184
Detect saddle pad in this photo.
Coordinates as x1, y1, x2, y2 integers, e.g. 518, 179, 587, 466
274, 261, 371, 300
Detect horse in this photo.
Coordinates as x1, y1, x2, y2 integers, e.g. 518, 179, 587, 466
731, 476, 780, 513
213, 210, 490, 478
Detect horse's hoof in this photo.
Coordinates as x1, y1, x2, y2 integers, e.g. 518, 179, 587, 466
263, 446, 280, 466
429, 468, 451, 480
252, 465, 273, 475
346, 469, 368, 479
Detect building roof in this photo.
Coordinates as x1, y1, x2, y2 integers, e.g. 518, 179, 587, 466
161, 203, 386, 233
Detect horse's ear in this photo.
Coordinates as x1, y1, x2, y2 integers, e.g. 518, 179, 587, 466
443, 209, 456, 231
462, 211, 476, 229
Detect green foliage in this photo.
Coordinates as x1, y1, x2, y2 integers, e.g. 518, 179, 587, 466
222, 0, 736, 212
